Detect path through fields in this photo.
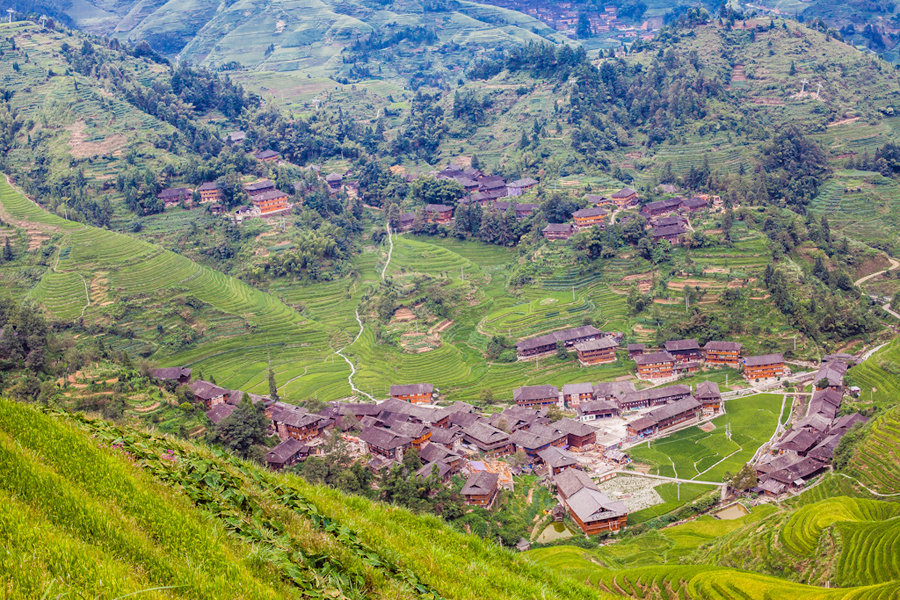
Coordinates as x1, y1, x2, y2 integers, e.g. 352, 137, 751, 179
335, 308, 375, 401
854, 257, 899, 287
381, 223, 393, 281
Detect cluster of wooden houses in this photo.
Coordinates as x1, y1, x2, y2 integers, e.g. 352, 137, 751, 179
753, 357, 866, 497
397, 165, 540, 231
515, 325, 623, 366
627, 339, 786, 382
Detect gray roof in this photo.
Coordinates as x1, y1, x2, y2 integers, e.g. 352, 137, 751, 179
577, 399, 618, 415
245, 180, 275, 192
508, 178, 538, 188
626, 344, 645, 351
543, 223, 574, 233
796, 413, 832, 433
573, 207, 609, 218
198, 182, 220, 192
150, 367, 192, 381
593, 381, 636, 398
462, 421, 509, 446
554, 467, 598, 498
271, 403, 326, 429
777, 429, 821, 453
682, 197, 707, 209
158, 187, 192, 199
566, 488, 627, 523
252, 189, 289, 202
562, 382, 594, 397
387, 421, 429, 439
429, 426, 464, 445
516, 326, 602, 352
633, 351, 675, 366
704, 341, 743, 352
537, 446, 578, 469
695, 380, 721, 401
417, 460, 451, 480
205, 403, 236, 424
814, 361, 849, 387
425, 204, 453, 212
642, 197, 682, 212
611, 187, 636, 198
419, 441, 460, 465
553, 418, 595, 438
652, 224, 687, 237
831, 413, 868, 432
325, 173, 342, 182
618, 384, 690, 405
264, 438, 308, 464
256, 149, 280, 159
461, 470, 499, 496
359, 426, 414, 450
513, 385, 559, 402
644, 396, 701, 423
390, 383, 434, 396
510, 424, 566, 450
190, 380, 229, 400
664, 339, 700, 352
744, 353, 784, 367
574, 337, 618, 352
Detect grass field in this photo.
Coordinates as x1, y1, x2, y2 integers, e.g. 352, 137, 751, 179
629, 393, 784, 482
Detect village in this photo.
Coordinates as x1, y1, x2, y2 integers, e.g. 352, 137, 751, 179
150, 322, 867, 541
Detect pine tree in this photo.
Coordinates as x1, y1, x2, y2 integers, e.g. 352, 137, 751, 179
268, 367, 279, 401
789, 61, 796, 76
3, 238, 12, 261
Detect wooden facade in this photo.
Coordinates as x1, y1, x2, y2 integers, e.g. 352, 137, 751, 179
424, 204, 453, 223
461, 471, 499, 507
572, 207, 608, 228
390, 383, 433, 404
574, 337, 617, 365
743, 354, 785, 380
704, 341, 743, 366
634, 351, 675, 380
198, 182, 222, 204
252, 189, 290, 214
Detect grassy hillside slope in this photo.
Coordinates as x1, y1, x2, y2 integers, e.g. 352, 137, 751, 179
0, 398, 615, 599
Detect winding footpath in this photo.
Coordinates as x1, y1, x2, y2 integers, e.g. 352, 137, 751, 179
381, 223, 393, 281
855, 257, 900, 319
335, 309, 375, 401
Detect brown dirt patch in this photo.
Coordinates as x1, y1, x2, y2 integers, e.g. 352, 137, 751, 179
752, 98, 785, 106
828, 117, 859, 127
67, 120, 127, 159
392, 307, 416, 322
699, 422, 716, 432
134, 401, 160, 413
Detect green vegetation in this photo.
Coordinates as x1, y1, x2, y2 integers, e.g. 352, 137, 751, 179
630, 393, 784, 481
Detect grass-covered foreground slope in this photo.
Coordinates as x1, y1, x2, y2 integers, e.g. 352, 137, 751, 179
0, 398, 616, 600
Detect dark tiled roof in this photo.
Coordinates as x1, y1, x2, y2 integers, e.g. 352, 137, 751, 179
461, 470, 499, 495
577, 400, 618, 415
245, 180, 275, 192
359, 426, 414, 450
664, 339, 699, 352
633, 351, 675, 365
150, 367, 192, 381
619, 384, 690, 404
704, 341, 743, 352
513, 385, 559, 402
611, 187, 636, 198
682, 197, 708, 209
252, 189, 289, 202
554, 467, 598, 497
158, 187, 192, 199
206, 403, 236, 424
562, 382, 594, 396
744, 353, 784, 367
537, 445, 578, 469
390, 383, 434, 396
463, 421, 509, 446
543, 223, 573, 233
256, 150, 280, 159
429, 426, 464, 445
325, 173, 342, 182
264, 438, 308, 464
190, 380, 228, 400
627, 343, 645, 351
425, 204, 454, 212
573, 207, 609, 218
508, 178, 538, 188
516, 326, 602, 352
652, 224, 687, 238
695, 380, 721, 400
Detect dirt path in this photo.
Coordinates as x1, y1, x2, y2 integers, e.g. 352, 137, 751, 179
854, 257, 899, 287
381, 222, 393, 281
335, 309, 376, 401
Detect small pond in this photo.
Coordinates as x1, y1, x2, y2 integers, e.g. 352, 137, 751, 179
537, 522, 575, 543
713, 504, 750, 520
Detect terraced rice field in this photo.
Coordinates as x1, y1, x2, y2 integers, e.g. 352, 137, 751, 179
630, 394, 783, 482
847, 407, 900, 494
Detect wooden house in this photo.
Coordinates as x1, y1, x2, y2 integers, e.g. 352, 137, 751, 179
513, 385, 559, 409
625, 397, 701, 437
264, 438, 309, 470
507, 178, 539, 196
245, 180, 276, 197
640, 197, 682, 217
510, 424, 568, 458
554, 469, 627, 534
149, 366, 192, 385
419, 441, 463, 473
325, 173, 342, 191
704, 341, 742, 367
664, 339, 702, 362
695, 380, 722, 415
205, 403, 236, 425
555, 418, 597, 448
359, 426, 415, 461
271, 403, 332, 441
680, 196, 708, 212
574, 337, 617, 365
398, 212, 415, 231
627, 343, 645, 358
462, 421, 514, 457
461, 471, 500, 507
516, 325, 603, 358
424, 204, 454, 224
562, 382, 594, 407
197, 182, 223, 204
158, 187, 193, 207
593, 381, 635, 402
616, 384, 691, 410
651, 224, 687, 244
542, 223, 574, 241
429, 426, 464, 451
633, 351, 675, 380
190, 380, 229, 409
572, 206, 609, 229
390, 383, 434, 404
251, 189, 290, 215
225, 131, 246, 146
386, 421, 432, 451
743, 354, 785, 381
584, 194, 613, 206
537, 446, 578, 475
577, 400, 619, 422
610, 187, 638, 207
814, 361, 848, 392
255, 149, 280, 162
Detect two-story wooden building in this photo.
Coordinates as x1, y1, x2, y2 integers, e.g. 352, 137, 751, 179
462, 421, 514, 458
651, 224, 687, 244
577, 399, 619, 422
743, 353, 785, 381
664, 339, 702, 362
390, 383, 434, 404
537, 446, 579, 475
640, 197, 682, 218
616, 384, 691, 410
461, 471, 500, 507
424, 204, 454, 224
264, 438, 309, 470
561, 382, 594, 407
555, 468, 628, 535
695, 380, 722, 415
359, 426, 415, 461
572, 206, 609, 229
513, 385, 559, 409
255, 149, 280, 162
271, 403, 333, 441
190, 379, 229, 409
703, 341, 743, 367
197, 182, 223, 204
158, 187, 193, 207
634, 351, 676, 380
251, 189, 290, 215
542, 222, 574, 241
245, 179, 276, 197
625, 397, 701, 437
574, 336, 618, 365
610, 187, 638, 207
516, 325, 603, 358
